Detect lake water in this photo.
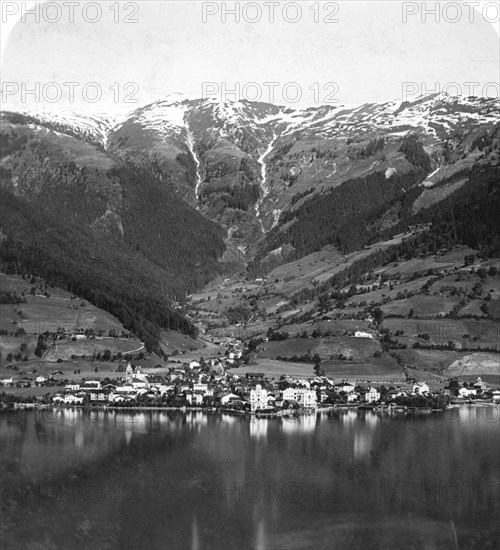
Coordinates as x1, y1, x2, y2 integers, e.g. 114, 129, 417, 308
1, 407, 499, 550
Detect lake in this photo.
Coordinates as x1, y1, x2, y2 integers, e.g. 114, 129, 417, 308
1, 407, 499, 549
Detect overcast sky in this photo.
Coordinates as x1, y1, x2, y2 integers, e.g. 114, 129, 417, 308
1, 1, 499, 112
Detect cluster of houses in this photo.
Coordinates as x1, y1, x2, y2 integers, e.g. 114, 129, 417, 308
4, 343, 497, 409
47, 368, 450, 411
444, 377, 494, 399
51, 363, 321, 412
309, 380, 430, 404
46, 357, 495, 413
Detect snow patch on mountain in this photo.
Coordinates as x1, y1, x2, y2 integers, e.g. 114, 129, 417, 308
256, 133, 280, 232
21, 108, 121, 148
130, 99, 188, 138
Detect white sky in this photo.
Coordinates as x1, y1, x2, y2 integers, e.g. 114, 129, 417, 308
1, 1, 499, 112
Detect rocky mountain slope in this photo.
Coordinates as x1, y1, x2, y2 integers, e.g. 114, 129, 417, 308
1, 93, 498, 351
5, 93, 497, 262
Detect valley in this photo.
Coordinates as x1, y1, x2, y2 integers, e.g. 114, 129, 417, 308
186, 240, 500, 387
1, 93, 499, 388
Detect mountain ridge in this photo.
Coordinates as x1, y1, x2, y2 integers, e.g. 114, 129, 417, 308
1, 92, 498, 351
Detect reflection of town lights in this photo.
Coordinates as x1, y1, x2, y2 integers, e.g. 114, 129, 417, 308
341, 411, 357, 425
354, 431, 373, 461
281, 417, 300, 434
365, 412, 380, 427
301, 414, 317, 433
250, 418, 268, 439
221, 414, 236, 425
281, 414, 316, 434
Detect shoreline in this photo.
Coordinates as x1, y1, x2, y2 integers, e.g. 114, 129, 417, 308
2, 400, 496, 416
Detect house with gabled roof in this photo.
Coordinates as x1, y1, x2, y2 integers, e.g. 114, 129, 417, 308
472, 377, 489, 393
363, 387, 380, 403
219, 392, 239, 405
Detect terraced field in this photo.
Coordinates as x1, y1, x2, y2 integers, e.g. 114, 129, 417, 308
233, 359, 314, 378
255, 336, 380, 361
43, 338, 144, 361
381, 295, 462, 317
382, 318, 500, 350
0, 273, 124, 335
321, 355, 405, 382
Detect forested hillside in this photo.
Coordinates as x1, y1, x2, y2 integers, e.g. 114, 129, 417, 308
0, 116, 227, 353
1, 96, 498, 352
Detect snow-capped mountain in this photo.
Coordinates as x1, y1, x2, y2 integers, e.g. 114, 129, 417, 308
7, 108, 121, 149
11, 92, 498, 163
2, 93, 498, 264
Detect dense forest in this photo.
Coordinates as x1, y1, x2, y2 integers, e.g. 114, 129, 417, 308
0, 191, 198, 352
0, 121, 228, 353
250, 166, 425, 274
290, 163, 500, 304
412, 162, 500, 257
250, 121, 498, 277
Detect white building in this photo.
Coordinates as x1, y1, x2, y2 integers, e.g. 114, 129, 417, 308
109, 393, 135, 403
458, 387, 477, 398
185, 391, 204, 406
114, 384, 135, 393
413, 382, 429, 395
299, 389, 317, 408
250, 384, 269, 411
131, 377, 148, 390
150, 383, 172, 395
282, 388, 317, 408
364, 387, 380, 403
220, 392, 239, 405
81, 380, 101, 390
473, 377, 489, 392
192, 383, 209, 394
282, 387, 298, 402
64, 393, 84, 404
337, 383, 355, 393
354, 330, 374, 339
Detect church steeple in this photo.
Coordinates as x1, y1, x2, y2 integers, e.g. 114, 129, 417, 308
125, 363, 133, 384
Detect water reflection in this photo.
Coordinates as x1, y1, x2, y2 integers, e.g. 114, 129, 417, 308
281, 414, 316, 434
191, 512, 200, 550
0, 407, 498, 550
353, 412, 379, 461
250, 418, 268, 439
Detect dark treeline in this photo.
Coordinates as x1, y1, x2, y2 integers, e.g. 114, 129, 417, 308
399, 133, 432, 172
289, 163, 499, 304
0, 123, 228, 353
411, 163, 500, 258
0, 190, 225, 355
250, 167, 424, 273
115, 163, 226, 288
0, 192, 192, 352
202, 182, 260, 212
